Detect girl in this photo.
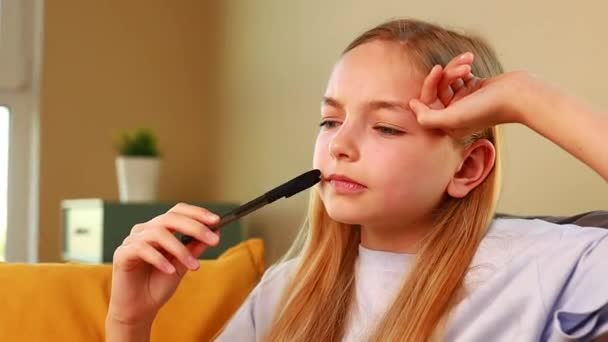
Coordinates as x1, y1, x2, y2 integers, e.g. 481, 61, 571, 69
106, 19, 608, 341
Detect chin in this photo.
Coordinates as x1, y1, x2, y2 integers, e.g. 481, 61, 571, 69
323, 202, 369, 225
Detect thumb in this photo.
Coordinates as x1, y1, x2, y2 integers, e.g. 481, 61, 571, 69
409, 99, 450, 128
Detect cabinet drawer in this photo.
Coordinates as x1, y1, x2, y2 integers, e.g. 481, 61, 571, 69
62, 199, 243, 263
64, 207, 103, 263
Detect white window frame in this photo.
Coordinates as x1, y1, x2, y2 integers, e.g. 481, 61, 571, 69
0, 0, 44, 262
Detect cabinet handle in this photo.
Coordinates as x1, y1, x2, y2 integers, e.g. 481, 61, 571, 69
74, 227, 90, 235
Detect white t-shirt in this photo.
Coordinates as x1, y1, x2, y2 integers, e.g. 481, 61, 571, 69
216, 218, 608, 341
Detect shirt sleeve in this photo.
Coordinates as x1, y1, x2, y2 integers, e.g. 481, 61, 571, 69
550, 232, 608, 341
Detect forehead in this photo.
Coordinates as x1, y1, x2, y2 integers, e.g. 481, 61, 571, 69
325, 40, 425, 101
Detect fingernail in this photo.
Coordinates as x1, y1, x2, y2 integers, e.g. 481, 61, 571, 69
208, 213, 220, 221
165, 264, 176, 274
187, 256, 199, 269
206, 231, 219, 244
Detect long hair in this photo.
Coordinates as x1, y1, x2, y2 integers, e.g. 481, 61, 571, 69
265, 18, 503, 341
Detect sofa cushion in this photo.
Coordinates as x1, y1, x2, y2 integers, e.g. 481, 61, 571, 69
495, 211, 608, 229
0, 238, 264, 342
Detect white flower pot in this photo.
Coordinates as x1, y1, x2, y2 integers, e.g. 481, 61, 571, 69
115, 156, 161, 202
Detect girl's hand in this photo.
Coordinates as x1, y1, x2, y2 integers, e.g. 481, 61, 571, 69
411, 53, 608, 181
411, 52, 532, 138
106, 203, 221, 326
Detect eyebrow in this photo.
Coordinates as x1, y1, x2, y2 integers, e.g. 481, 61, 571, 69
322, 96, 414, 117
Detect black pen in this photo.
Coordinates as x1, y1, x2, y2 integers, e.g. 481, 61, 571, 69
181, 169, 322, 245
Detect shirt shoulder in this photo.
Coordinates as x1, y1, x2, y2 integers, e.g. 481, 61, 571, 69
472, 218, 608, 340
473, 217, 608, 268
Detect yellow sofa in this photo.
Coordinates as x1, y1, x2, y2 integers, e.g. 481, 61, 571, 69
0, 239, 265, 342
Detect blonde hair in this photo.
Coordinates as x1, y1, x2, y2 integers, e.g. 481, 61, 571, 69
265, 18, 503, 341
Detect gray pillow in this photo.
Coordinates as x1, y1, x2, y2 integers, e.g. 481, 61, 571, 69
495, 211, 608, 229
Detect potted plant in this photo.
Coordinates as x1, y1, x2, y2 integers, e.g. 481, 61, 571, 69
115, 128, 161, 202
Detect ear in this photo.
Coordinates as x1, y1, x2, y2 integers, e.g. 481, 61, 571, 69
447, 139, 496, 198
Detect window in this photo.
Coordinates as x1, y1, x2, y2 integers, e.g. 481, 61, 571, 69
0, 0, 43, 262
0, 107, 8, 260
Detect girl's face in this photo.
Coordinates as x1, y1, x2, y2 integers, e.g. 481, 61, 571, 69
313, 40, 463, 230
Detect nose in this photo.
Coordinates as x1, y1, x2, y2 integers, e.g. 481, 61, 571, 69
329, 121, 360, 161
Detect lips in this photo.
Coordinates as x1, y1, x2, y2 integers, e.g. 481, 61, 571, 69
325, 174, 366, 187
324, 174, 367, 193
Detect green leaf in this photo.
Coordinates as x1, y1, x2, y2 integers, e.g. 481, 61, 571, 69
115, 128, 160, 157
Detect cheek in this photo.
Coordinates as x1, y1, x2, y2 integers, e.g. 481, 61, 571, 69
371, 138, 455, 198
312, 134, 330, 169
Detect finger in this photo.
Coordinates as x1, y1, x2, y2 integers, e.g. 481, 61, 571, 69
452, 76, 482, 103
142, 227, 204, 272
462, 72, 475, 82
152, 212, 220, 246
437, 52, 474, 104
451, 78, 465, 93
186, 240, 212, 260
181, 232, 220, 262
170, 232, 220, 274
444, 52, 474, 70
410, 97, 485, 138
409, 98, 431, 122
168, 202, 220, 226
114, 242, 176, 275
419, 65, 443, 104
409, 98, 461, 129
452, 86, 468, 103
438, 64, 471, 105
439, 65, 471, 94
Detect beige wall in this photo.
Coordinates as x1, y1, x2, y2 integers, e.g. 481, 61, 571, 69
39, 1, 607, 263
212, 1, 608, 264
38, 1, 222, 261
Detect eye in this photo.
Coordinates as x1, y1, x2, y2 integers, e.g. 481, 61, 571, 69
319, 120, 341, 129
374, 125, 405, 136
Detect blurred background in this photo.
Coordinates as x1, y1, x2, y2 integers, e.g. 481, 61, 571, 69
1, 0, 606, 265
